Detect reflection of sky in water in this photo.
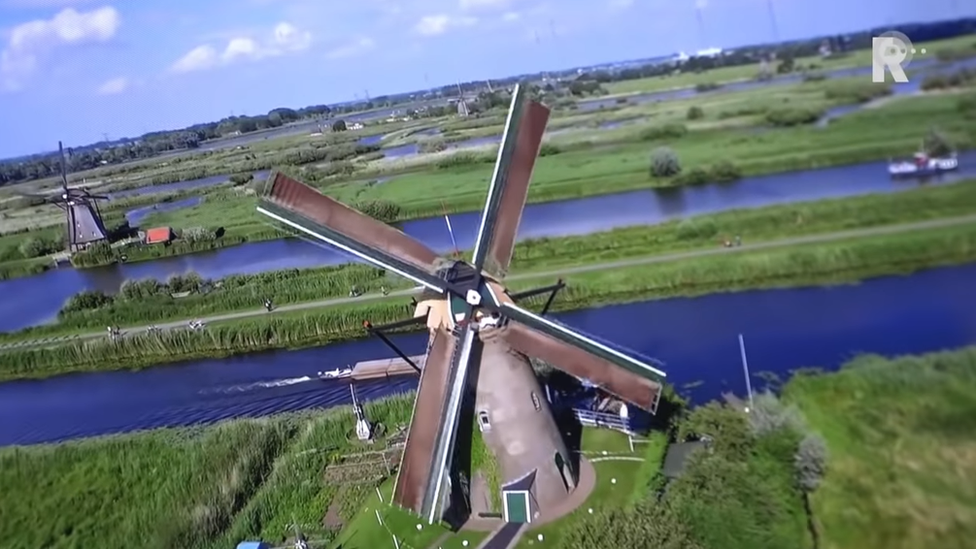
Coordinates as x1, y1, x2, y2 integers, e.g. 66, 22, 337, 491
125, 196, 203, 226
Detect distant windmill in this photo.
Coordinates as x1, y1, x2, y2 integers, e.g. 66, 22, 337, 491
18, 142, 109, 253
456, 80, 470, 117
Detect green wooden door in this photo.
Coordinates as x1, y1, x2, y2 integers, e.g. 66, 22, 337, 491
505, 492, 528, 523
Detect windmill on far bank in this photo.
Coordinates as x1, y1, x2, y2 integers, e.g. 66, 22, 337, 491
19, 142, 110, 253
256, 84, 667, 528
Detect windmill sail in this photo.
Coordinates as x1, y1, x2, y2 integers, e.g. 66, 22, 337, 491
258, 173, 447, 292
471, 86, 550, 276
499, 302, 666, 412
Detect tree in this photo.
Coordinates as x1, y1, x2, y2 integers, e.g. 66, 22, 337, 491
649, 147, 682, 178
922, 128, 954, 157
331, 119, 348, 132
686, 106, 704, 120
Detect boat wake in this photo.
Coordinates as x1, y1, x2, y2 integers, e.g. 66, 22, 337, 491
207, 375, 317, 394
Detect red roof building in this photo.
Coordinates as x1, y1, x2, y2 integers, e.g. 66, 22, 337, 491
145, 226, 174, 244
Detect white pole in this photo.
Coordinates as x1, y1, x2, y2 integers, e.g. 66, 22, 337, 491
738, 334, 755, 410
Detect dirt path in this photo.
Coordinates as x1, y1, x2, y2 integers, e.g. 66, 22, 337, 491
4, 214, 975, 352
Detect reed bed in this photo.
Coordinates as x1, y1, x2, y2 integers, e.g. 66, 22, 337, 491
0, 394, 416, 549
2, 224, 974, 380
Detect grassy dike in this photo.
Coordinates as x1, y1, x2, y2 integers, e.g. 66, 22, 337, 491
3, 347, 974, 549
2, 218, 976, 381
9, 178, 976, 343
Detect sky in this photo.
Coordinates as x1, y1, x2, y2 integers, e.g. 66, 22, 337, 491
0, 0, 970, 158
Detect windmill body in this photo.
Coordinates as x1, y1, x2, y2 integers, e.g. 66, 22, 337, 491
35, 142, 110, 252
257, 84, 667, 526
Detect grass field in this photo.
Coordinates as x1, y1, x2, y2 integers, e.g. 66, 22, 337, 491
785, 348, 976, 549
2, 347, 974, 548
0, 395, 416, 549
7, 179, 976, 344
1, 80, 973, 278
2, 218, 975, 381
602, 35, 976, 96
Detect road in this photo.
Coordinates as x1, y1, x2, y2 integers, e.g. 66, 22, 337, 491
3, 214, 974, 352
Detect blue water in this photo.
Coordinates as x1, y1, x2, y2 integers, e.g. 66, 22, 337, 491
109, 170, 270, 199
1, 262, 974, 446
1, 152, 972, 333
125, 196, 203, 226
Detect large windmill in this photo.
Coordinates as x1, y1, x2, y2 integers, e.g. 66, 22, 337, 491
256, 84, 667, 527
21, 142, 110, 252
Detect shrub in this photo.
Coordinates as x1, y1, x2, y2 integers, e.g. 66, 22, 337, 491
228, 173, 254, 186
538, 143, 562, 157
710, 160, 742, 182
180, 227, 216, 243
675, 218, 718, 240
922, 128, 954, 157
695, 82, 721, 93
765, 108, 822, 127
802, 72, 827, 82
434, 152, 492, 170
418, 139, 448, 154
649, 147, 681, 178
59, 290, 114, 317
674, 167, 710, 186
331, 119, 347, 132
120, 279, 166, 300
822, 81, 891, 103
686, 106, 704, 120
18, 237, 57, 259
638, 123, 688, 142
355, 200, 401, 223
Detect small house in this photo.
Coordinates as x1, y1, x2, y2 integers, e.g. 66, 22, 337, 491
145, 226, 174, 244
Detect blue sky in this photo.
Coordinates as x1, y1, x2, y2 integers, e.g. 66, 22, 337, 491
0, 0, 969, 158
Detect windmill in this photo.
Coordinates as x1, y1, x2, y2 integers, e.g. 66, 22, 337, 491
256, 84, 667, 527
455, 81, 470, 117
20, 142, 110, 252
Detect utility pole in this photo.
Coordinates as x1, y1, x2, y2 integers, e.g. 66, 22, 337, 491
738, 334, 755, 410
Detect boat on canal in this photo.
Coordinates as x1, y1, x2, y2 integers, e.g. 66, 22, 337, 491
317, 367, 353, 380
888, 151, 959, 178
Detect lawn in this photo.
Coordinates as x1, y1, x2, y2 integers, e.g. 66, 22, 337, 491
785, 348, 976, 549
602, 34, 976, 96
515, 429, 668, 549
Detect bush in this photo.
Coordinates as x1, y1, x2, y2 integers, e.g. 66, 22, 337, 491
59, 290, 113, 317
765, 108, 822, 127
418, 138, 447, 154
822, 81, 891, 103
922, 128, 954, 157
649, 147, 681, 178
434, 152, 492, 170
331, 119, 347, 132
710, 160, 742, 182
639, 123, 688, 142
538, 143, 562, 157
228, 173, 254, 186
675, 218, 718, 240
686, 106, 704, 120
18, 237, 58, 259
180, 227, 216, 243
802, 72, 827, 82
921, 68, 976, 91
355, 200, 401, 223
674, 167, 710, 186
695, 82, 721, 93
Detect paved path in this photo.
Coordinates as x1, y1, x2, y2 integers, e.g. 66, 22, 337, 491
3, 214, 975, 352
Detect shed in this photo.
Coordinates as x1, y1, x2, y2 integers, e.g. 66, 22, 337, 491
145, 226, 174, 244
236, 542, 271, 549
502, 469, 539, 524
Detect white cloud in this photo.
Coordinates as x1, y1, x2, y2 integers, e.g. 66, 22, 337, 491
95, 75, 127, 94
0, 6, 120, 90
326, 37, 376, 59
413, 14, 477, 36
169, 22, 311, 73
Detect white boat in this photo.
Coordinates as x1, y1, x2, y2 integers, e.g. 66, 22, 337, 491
317, 367, 353, 380
888, 152, 959, 178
